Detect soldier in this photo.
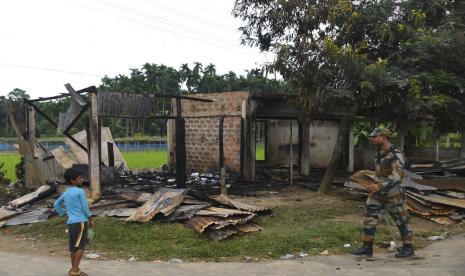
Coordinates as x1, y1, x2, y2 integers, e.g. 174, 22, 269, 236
352, 127, 414, 258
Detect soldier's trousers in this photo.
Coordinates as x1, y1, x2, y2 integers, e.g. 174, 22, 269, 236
362, 195, 413, 244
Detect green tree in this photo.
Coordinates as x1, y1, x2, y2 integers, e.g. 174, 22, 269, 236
233, 0, 465, 193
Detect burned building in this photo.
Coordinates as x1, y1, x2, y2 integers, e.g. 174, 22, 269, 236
167, 91, 353, 181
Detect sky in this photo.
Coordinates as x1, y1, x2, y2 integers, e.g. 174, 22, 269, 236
0, 0, 270, 98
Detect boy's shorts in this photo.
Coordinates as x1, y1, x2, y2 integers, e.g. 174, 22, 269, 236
68, 222, 88, 252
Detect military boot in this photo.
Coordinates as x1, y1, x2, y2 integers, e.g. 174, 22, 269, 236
352, 242, 373, 257
395, 244, 414, 258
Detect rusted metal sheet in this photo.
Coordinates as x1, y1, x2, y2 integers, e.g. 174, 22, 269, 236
195, 207, 254, 218
234, 223, 262, 233
121, 192, 152, 203
182, 196, 212, 206
209, 195, 271, 214
103, 208, 137, 217
413, 179, 465, 192
0, 207, 19, 221
408, 192, 465, 209
5, 208, 50, 226
429, 216, 456, 225
8, 185, 55, 208
205, 227, 238, 241
98, 91, 152, 118
184, 216, 224, 233
349, 170, 378, 189
164, 204, 210, 222
208, 214, 255, 230
127, 188, 188, 222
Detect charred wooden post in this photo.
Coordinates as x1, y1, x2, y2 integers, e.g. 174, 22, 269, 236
398, 128, 405, 152
347, 126, 354, 173
175, 98, 186, 187
107, 142, 115, 167
241, 97, 256, 181
219, 116, 227, 195
289, 121, 293, 186
88, 92, 101, 200
298, 119, 310, 176
27, 104, 36, 157
461, 130, 465, 158
432, 132, 440, 161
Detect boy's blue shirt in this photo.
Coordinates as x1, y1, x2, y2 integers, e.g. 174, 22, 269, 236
53, 186, 92, 224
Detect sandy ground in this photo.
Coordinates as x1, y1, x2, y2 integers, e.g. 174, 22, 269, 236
1, 234, 464, 276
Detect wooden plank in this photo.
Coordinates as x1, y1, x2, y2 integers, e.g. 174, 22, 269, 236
461, 130, 465, 158
241, 98, 256, 181
219, 116, 227, 195
8, 185, 55, 208
175, 98, 186, 188
88, 92, 101, 200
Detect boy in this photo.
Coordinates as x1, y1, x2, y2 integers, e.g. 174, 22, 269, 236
54, 168, 94, 276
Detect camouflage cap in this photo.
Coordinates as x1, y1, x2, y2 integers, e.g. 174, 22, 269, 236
368, 127, 391, 138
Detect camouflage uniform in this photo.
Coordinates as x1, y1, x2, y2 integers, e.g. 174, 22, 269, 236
362, 144, 413, 244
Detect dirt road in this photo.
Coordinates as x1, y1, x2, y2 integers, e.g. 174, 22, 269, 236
1, 235, 464, 276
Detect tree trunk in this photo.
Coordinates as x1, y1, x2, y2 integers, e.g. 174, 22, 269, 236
318, 103, 359, 194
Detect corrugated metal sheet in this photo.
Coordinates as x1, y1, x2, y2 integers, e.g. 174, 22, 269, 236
413, 179, 465, 192
205, 227, 238, 241
0, 207, 19, 221
8, 185, 55, 208
184, 216, 224, 233
103, 208, 137, 217
164, 204, 210, 222
195, 207, 254, 218
127, 188, 188, 222
98, 91, 152, 118
209, 195, 271, 214
234, 223, 262, 233
5, 208, 50, 226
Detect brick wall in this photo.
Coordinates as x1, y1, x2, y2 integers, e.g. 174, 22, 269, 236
169, 91, 250, 172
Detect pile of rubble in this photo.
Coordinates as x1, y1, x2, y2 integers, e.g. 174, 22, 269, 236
0, 183, 271, 241
346, 158, 465, 225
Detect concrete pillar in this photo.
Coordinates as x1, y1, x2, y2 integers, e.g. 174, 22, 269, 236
298, 120, 310, 176
347, 126, 354, 173
432, 133, 439, 161
88, 92, 101, 200
241, 97, 256, 181
445, 135, 450, 148
167, 118, 176, 169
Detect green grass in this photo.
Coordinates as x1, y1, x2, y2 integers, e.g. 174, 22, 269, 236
256, 143, 265, 161
0, 153, 20, 182
0, 151, 167, 182
9, 203, 394, 261
122, 150, 167, 169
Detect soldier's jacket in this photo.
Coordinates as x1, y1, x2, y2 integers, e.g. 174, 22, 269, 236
373, 145, 405, 197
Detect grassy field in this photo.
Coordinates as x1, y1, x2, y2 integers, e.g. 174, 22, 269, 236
122, 150, 167, 169
0, 153, 20, 181
11, 203, 387, 261
1, 144, 265, 181
256, 143, 265, 160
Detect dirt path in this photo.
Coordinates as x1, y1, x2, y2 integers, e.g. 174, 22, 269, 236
1, 234, 464, 276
